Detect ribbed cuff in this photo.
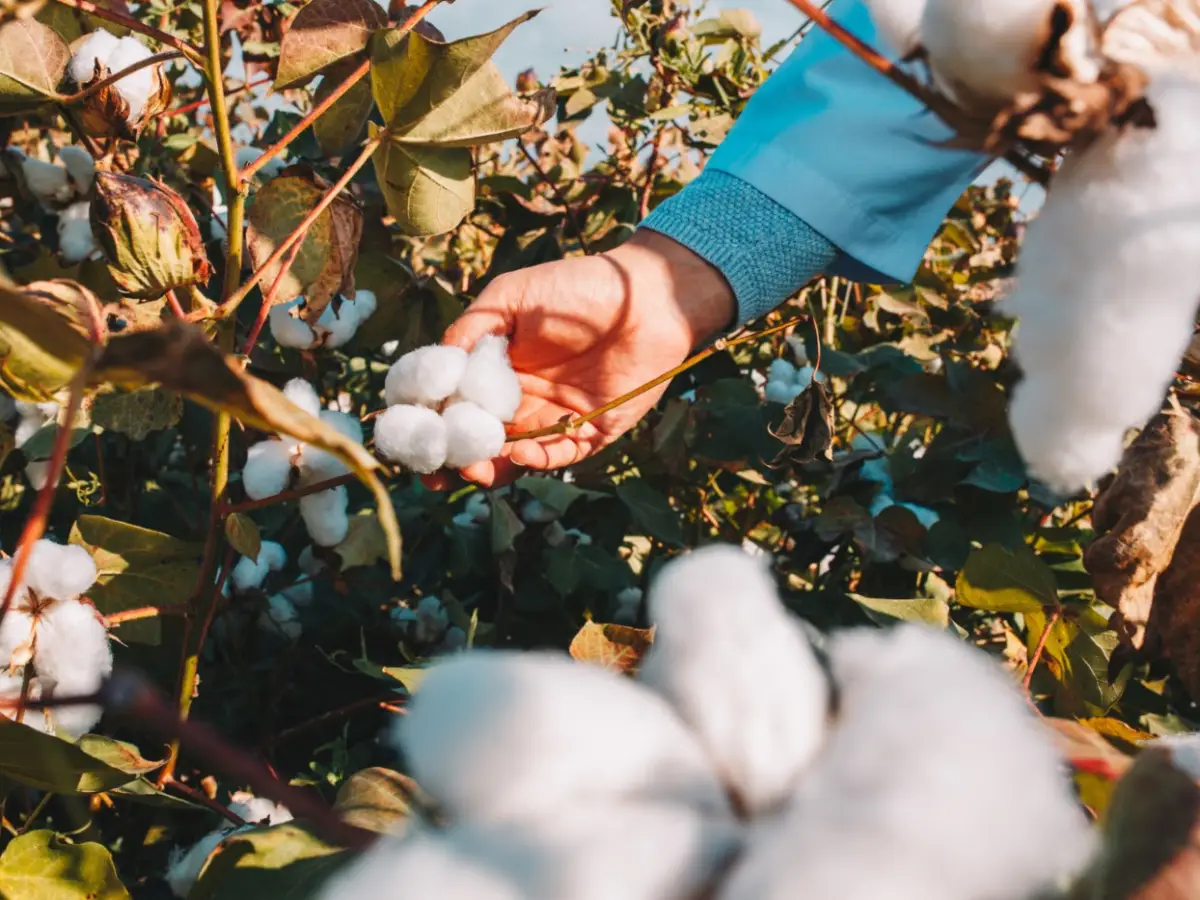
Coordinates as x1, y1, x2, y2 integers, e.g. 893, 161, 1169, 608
639, 169, 838, 327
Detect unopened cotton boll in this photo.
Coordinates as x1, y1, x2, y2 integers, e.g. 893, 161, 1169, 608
58, 145, 95, 195
395, 650, 730, 823
385, 345, 470, 407
300, 486, 350, 546
283, 378, 322, 419
1003, 64, 1200, 492
921, 0, 1099, 112
268, 298, 316, 349
864, 0, 927, 57
374, 404, 447, 474
455, 335, 522, 422
242, 440, 294, 500
442, 402, 506, 469
22, 157, 72, 204
26, 539, 98, 601
58, 201, 98, 263
724, 625, 1094, 900
640, 545, 830, 814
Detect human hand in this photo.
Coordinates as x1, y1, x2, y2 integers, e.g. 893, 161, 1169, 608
424, 230, 736, 488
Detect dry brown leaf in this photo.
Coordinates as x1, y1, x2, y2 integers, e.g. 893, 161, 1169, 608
1146, 506, 1200, 700
1084, 408, 1200, 650
569, 621, 655, 677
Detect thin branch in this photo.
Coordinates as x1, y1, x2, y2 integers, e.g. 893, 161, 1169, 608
518, 141, 591, 254
153, 75, 272, 120
51, 0, 204, 65
240, 234, 306, 356
1024, 606, 1062, 691
638, 125, 665, 219
104, 604, 188, 627
57, 51, 182, 105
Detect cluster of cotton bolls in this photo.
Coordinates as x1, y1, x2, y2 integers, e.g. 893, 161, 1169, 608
69, 29, 160, 124
374, 337, 522, 474
320, 544, 1094, 900
223, 541, 324, 641
267, 292, 377, 352
391, 596, 466, 655
0, 539, 110, 739
866, 0, 1200, 493
241, 379, 364, 547
3, 398, 63, 490
165, 791, 292, 897
4, 144, 98, 263
763, 338, 819, 405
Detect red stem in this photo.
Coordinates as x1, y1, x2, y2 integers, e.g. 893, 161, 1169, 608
1024, 607, 1062, 691
154, 75, 272, 120
240, 235, 306, 356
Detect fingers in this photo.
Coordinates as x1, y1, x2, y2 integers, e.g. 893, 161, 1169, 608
508, 435, 588, 472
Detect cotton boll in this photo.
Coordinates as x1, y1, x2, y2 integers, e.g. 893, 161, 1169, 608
26, 539, 98, 601
767, 358, 797, 385
385, 345, 470, 407
257, 540, 287, 572
300, 486, 350, 546
242, 440, 294, 500
0, 608, 34, 669
349, 289, 376, 321
259, 594, 302, 640
268, 302, 316, 349
58, 201, 97, 263
639, 545, 830, 815
167, 829, 237, 898
443, 402, 506, 469
317, 303, 361, 349
455, 335, 522, 422
395, 650, 730, 823
69, 29, 121, 85
35, 600, 112, 737
298, 545, 325, 577
864, 0, 927, 57
392, 596, 449, 644
726, 625, 1095, 900
232, 555, 270, 593
299, 411, 363, 483
283, 378, 322, 418
105, 36, 156, 120
374, 404, 448, 474
1002, 66, 1200, 492
58, 145, 94, 194
280, 580, 314, 608
764, 379, 801, 405
920, 0, 1099, 111
228, 791, 292, 826
22, 158, 71, 204
464, 492, 491, 522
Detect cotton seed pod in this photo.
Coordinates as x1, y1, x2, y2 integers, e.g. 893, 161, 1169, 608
74, 52, 171, 140
90, 172, 213, 299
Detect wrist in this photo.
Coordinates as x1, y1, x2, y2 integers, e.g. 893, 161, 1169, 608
604, 230, 736, 349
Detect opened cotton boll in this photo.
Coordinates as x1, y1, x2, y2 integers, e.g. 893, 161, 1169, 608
59, 146, 95, 195
26, 538, 99, 602
299, 410, 364, 483
455, 335, 523, 422
268, 299, 317, 349
21, 157, 73, 205
374, 404, 448, 474
385, 345, 469, 408
70, 30, 169, 133
442, 402, 506, 469
283, 378, 322, 418
864, 0, 927, 58
259, 593, 302, 640
242, 440, 295, 500
230, 541, 287, 593
392, 595, 450, 645
58, 201, 99, 264
300, 486, 350, 547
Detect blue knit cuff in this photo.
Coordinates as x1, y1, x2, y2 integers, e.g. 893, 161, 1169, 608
639, 169, 838, 327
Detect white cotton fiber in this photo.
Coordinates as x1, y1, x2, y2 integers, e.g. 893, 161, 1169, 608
231, 541, 285, 593
58, 201, 97, 263
283, 378, 322, 419
26, 539, 98, 601
167, 828, 238, 898
385, 345, 470, 407
442, 402, 506, 469
298, 545, 324, 576
391, 596, 449, 645
105, 36, 157, 120
317, 304, 360, 349
22, 158, 71, 204
1002, 65, 1200, 492
640, 546, 830, 815
394, 650, 730, 823
242, 440, 294, 500
58, 145, 95, 195
298, 410, 363, 483
69, 29, 121, 85
228, 791, 292, 826
0, 608, 34, 669
455, 335, 522, 422
259, 594, 302, 640
374, 404, 448, 474
35, 598, 112, 737
269, 299, 316, 349
300, 486, 349, 546
864, 0, 927, 58
920, 0, 1099, 111
720, 625, 1094, 900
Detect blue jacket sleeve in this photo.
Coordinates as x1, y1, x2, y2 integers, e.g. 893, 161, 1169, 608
640, 0, 992, 326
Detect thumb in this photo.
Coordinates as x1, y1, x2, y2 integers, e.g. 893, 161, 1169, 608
443, 285, 517, 351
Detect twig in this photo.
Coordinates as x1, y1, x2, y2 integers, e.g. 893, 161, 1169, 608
518, 141, 591, 254
638, 125, 665, 219
57, 51, 183, 105
153, 75, 272, 120
104, 604, 188, 627
51, 0, 204, 64
1024, 607, 1062, 691
267, 692, 404, 749
162, 779, 246, 828
240, 237, 306, 356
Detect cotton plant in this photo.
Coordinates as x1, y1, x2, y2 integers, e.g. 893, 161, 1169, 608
14, 145, 95, 207
0, 539, 110, 739
165, 791, 292, 897
374, 337, 522, 474
69, 29, 163, 128
319, 544, 1093, 900
267, 291, 378, 351
240, 379, 364, 547
391, 596, 465, 654
763, 357, 820, 405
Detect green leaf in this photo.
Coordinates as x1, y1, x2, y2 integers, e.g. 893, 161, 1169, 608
544, 544, 631, 596
90, 386, 183, 441
69, 515, 203, 645
334, 512, 392, 571
189, 824, 349, 900
516, 476, 606, 515
0, 279, 93, 400
17, 423, 90, 462
615, 479, 684, 546
311, 60, 374, 158
0, 20, 70, 113
274, 0, 385, 90
334, 768, 413, 833
849, 593, 950, 628
224, 513, 262, 563
955, 544, 1059, 614
370, 136, 474, 237
0, 831, 129, 899
0, 720, 137, 794
369, 11, 538, 128
490, 497, 525, 554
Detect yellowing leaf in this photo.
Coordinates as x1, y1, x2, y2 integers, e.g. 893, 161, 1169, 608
569, 621, 656, 676
849, 592, 950, 628
274, 0, 385, 90
224, 512, 262, 562
334, 767, 414, 834
0, 719, 140, 794
0, 19, 70, 112
335, 512, 391, 571
0, 278, 93, 400
0, 831, 129, 899
955, 543, 1059, 614
312, 59, 374, 157
189, 823, 349, 900
371, 135, 474, 236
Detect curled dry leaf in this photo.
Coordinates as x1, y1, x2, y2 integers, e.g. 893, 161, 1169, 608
1144, 501, 1200, 702
1084, 408, 1200, 651
770, 379, 834, 465
569, 621, 656, 677
90, 172, 213, 299
274, 0, 386, 90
